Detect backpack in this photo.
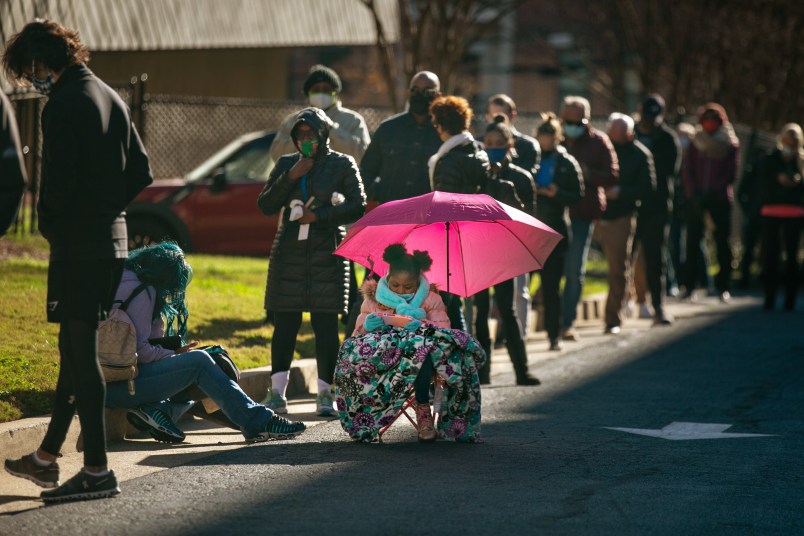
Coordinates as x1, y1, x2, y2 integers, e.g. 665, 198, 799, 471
97, 284, 149, 395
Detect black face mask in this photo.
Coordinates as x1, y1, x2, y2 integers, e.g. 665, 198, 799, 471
409, 93, 434, 116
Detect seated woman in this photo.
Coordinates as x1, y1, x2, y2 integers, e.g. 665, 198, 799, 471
105, 243, 307, 444
335, 244, 485, 443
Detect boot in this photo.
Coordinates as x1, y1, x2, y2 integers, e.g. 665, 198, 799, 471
509, 338, 540, 386
478, 341, 491, 384
415, 402, 437, 442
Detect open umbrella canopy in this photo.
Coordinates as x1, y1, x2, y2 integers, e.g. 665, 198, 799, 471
335, 191, 563, 297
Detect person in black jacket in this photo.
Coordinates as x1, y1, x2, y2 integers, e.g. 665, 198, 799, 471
258, 107, 365, 417
597, 113, 655, 334
533, 113, 583, 351
759, 123, 804, 311
485, 94, 541, 176
474, 117, 539, 385
360, 71, 442, 204
2, 20, 153, 503
632, 94, 680, 325
0, 90, 27, 236
429, 96, 490, 331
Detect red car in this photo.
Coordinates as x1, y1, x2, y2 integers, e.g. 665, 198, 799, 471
127, 131, 279, 255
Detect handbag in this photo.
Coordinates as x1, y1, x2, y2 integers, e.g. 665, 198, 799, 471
97, 284, 149, 395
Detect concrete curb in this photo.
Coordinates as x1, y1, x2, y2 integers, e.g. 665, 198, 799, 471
0, 358, 319, 462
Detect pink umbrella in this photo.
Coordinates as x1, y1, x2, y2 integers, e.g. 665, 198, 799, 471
334, 191, 563, 297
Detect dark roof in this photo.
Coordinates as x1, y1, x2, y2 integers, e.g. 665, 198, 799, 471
0, 0, 399, 51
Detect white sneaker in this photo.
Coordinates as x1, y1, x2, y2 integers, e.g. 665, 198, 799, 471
262, 390, 288, 414
639, 302, 653, 319
623, 300, 635, 319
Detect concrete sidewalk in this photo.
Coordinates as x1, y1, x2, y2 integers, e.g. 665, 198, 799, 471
0, 292, 743, 514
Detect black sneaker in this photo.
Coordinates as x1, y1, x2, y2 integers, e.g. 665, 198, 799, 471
5, 453, 60, 488
41, 470, 120, 504
127, 407, 186, 443
246, 415, 307, 443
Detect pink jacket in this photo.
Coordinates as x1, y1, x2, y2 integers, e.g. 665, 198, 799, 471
353, 279, 451, 336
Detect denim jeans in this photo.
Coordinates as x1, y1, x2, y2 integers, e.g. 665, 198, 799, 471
561, 218, 594, 330
106, 350, 273, 438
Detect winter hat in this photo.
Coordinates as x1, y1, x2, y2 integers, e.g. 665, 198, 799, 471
303, 64, 342, 95
641, 94, 665, 119
696, 102, 729, 125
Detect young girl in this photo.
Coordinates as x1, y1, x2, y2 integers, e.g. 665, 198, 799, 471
354, 244, 450, 441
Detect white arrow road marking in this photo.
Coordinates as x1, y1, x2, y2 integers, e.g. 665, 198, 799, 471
604, 422, 776, 441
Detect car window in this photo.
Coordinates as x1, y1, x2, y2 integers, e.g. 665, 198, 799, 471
223, 137, 275, 182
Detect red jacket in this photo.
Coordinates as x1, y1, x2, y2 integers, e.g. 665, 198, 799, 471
563, 127, 619, 220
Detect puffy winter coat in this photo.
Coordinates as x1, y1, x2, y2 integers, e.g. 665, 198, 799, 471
258, 108, 366, 314
432, 141, 490, 194
353, 279, 451, 336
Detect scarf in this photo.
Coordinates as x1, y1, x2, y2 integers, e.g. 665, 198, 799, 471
375, 275, 430, 320
428, 132, 475, 183
692, 124, 739, 159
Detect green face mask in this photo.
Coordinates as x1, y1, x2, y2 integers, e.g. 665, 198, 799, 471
297, 139, 319, 158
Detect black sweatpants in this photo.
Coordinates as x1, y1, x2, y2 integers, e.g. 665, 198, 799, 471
475, 278, 529, 381
685, 197, 733, 293
762, 216, 802, 310
41, 259, 124, 467
539, 240, 567, 341
635, 211, 670, 315
271, 312, 341, 384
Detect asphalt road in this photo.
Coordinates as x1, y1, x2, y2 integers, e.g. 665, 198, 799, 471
1, 298, 802, 535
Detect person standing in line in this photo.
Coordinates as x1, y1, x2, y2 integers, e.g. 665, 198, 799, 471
484, 94, 540, 339
759, 123, 804, 311
532, 113, 583, 351
681, 103, 740, 303
474, 117, 540, 385
597, 114, 655, 335
268, 65, 370, 329
559, 96, 619, 341
631, 94, 680, 325
2, 20, 153, 503
429, 95, 490, 331
0, 90, 27, 236
258, 108, 366, 417
270, 64, 370, 163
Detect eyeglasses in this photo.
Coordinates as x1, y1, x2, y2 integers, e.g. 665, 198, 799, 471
410, 87, 438, 97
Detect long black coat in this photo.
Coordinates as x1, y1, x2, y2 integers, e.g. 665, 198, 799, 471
258, 108, 366, 314
38, 64, 152, 260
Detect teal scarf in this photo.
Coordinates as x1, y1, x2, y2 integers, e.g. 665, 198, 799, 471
376, 275, 430, 320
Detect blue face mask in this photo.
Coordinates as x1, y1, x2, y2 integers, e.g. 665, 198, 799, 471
485, 147, 508, 164
32, 73, 55, 95
563, 124, 586, 139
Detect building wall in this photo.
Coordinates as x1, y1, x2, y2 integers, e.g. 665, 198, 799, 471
89, 48, 291, 99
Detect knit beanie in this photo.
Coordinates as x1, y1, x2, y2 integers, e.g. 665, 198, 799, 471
303, 64, 342, 95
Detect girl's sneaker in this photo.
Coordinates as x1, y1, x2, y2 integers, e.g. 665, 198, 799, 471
316, 391, 337, 417
415, 403, 437, 442
127, 407, 185, 443
262, 389, 288, 414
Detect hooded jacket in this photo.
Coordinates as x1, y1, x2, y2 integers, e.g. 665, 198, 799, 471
38, 64, 153, 260
353, 278, 450, 336
682, 112, 740, 201
258, 108, 366, 314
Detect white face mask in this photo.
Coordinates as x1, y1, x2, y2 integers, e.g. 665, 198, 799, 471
309, 92, 336, 110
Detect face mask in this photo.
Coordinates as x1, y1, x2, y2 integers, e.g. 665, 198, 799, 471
308, 92, 336, 110
409, 92, 434, 115
297, 139, 319, 158
701, 119, 720, 134
485, 147, 508, 164
781, 146, 796, 159
563, 124, 586, 139
32, 73, 55, 95
398, 292, 415, 300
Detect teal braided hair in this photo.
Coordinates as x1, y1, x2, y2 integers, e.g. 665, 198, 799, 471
124, 242, 193, 341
